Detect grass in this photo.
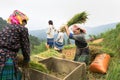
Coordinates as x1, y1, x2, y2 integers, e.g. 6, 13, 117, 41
37, 49, 60, 58
106, 58, 120, 80
31, 42, 47, 55
88, 39, 120, 80
63, 44, 76, 49
30, 61, 49, 73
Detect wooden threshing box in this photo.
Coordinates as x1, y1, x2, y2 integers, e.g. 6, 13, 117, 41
29, 57, 86, 80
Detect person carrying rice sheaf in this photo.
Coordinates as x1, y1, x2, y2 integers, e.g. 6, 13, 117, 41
64, 24, 90, 64
0, 10, 30, 80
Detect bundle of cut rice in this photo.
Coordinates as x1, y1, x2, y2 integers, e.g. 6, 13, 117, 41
67, 11, 88, 26
60, 11, 88, 32
17, 55, 49, 73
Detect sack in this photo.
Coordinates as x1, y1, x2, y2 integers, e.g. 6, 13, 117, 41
89, 53, 110, 74
0, 58, 22, 80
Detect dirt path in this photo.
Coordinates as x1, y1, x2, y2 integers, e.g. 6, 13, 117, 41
92, 38, 103, 44
61, 48, 76, 60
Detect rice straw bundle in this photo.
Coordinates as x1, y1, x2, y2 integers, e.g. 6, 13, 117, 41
67, 11, 88, 27
60, 11, 88, 32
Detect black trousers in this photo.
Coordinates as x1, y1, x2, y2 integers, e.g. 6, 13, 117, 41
74, 47, 90, 64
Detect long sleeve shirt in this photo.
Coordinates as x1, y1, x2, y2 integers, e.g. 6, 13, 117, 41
0, 24, 30, 67
69, 33, 87, 48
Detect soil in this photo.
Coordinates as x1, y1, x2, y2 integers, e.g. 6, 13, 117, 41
92, 38, 103, 44
49, 71, 67, 79
62, 48, 76, 60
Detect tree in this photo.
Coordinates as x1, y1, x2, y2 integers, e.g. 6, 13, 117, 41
0, 17, 7, 31
29, 35, 41, 49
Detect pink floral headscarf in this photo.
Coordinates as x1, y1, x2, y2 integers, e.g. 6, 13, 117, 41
7, 10, 28, 25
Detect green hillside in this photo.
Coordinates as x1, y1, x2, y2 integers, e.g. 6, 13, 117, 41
0, 17, 8, 30
100, 23, 120, 80
87, 23, 120, 80
101, 23, 120, 56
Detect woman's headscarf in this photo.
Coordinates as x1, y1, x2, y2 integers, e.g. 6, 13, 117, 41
72, 24, 86, 33
7, 10, 28, 25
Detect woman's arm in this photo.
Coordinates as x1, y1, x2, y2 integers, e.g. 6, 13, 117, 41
64, 25, 85, 41
20, 27, 30, 63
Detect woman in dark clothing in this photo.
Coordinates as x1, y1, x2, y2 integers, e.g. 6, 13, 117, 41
65, 24, 90, 64
0, 10, 30, 80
